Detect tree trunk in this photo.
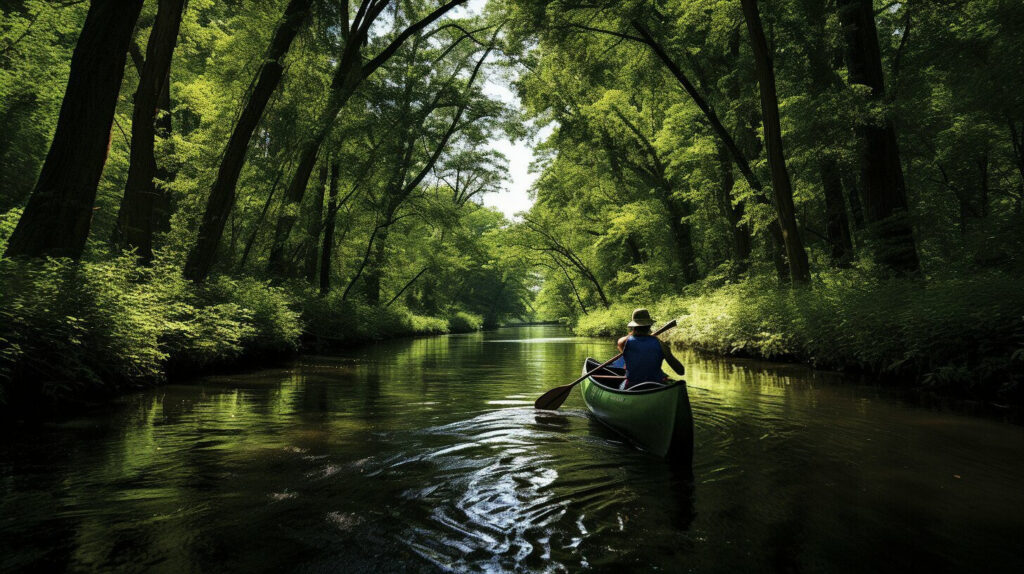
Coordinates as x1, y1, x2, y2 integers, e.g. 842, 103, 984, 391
152, 69, 175, 235
663, 195, 698, 283
112, 0, 186, 263
342, 223, 382, 301
267, 57, 362, 276
625, 235, 644, 265
717, 144, 752, 266
821, 156, 854, 266
303, 160, 329, 282
362, 224, 390, 306
842, 170, 866, 230
837, 0, 920, 275
319, 160, 341, 295
183, 0, 313, 281
4, 0, 144, 259
740, 0, 811, 284
977, 152, 989, 218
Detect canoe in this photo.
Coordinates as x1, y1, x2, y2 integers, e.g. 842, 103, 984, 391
579, 357, 694, 462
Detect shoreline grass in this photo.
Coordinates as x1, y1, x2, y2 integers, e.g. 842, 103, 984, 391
575, 272, 1024, 402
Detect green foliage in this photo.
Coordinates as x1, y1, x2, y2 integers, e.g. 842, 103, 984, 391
576, 272, 1024, 400
300, 292, 469, 348
201, 276, 302, 356
448, 311, 484, 333
0, 255, 168, 401
0, 255, 302, 403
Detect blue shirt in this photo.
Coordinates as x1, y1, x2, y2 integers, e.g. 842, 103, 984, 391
622, 335, 665, 387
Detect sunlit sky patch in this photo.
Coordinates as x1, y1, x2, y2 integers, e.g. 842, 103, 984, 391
453, 0, 543, 220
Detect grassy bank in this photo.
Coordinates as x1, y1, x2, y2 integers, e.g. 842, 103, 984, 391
575, 272, 1024, 402
0, 256, 482, 408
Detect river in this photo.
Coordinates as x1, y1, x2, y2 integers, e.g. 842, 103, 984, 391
2, 326, 1022, 572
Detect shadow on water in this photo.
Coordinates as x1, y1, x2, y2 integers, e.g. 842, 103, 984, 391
1, 326, 1023, 573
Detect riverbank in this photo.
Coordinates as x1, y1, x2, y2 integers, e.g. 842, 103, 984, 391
575, 271, 1024, 403
0, 255, 483, 409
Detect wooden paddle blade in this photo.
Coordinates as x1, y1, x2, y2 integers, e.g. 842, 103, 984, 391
534, 384, 575, 410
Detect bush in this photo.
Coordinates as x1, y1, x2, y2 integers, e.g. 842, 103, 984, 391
0, 256, 167, 402
300, 293, 460, 348
572, 271, 1024, 400
0, 255, 305, 404
203, 276, 302, 355
448, 311, 483, 333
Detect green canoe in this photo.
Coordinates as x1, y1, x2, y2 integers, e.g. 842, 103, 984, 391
579, 357, 694, 462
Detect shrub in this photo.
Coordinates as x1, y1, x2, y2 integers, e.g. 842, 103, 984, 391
0, 255, 167, 401
203, 276, 301, 355
300, 292, 457, 347
0, 255, 305, 404
574, 271, 1024, 400
448, 311, 483, 333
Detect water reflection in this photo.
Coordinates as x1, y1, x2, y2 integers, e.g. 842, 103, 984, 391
1, 326, 1023, 572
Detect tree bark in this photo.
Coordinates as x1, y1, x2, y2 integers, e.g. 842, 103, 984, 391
741, 0, 811, 284
342, 223, 384, 302
302, 160, 329, 282
663, 196, 698, 283
821, 156, 854, 266
4, 0, 144, 259
362, 224, 390, 305
837, 0, 920, 275
717, 144, 751, 266
183, 0, 313, 281
632, 20, 785, 281
112, 0, 186, 263
319, 160, 341, 295
266, 55, 362, 276
267, 0, 470, 276
842, 170, 866, 230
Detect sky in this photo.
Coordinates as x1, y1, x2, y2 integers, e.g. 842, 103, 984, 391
480, 79, 547, 219
454, 0, 544, 220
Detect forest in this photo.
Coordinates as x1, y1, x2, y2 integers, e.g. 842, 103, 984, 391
1, 0, 1023, 408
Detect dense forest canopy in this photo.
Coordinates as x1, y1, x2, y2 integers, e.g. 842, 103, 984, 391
500, 0, 1024, 319
1, 0, 1022, 403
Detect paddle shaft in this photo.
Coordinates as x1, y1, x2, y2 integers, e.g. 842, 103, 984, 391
533, 319, 677, 410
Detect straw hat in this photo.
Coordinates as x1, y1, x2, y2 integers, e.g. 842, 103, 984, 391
627, 308, 654, 328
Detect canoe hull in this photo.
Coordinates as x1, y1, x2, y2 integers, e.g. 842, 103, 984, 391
580, 358, 693, 462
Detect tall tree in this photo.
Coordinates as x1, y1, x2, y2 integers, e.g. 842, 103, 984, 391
303, 160, 329, 282
266, 0, 469, 277
183, 0, 314, 281
362, 31, 496, 304
112, 0, 188, 263
319, 159, 341, 295
837, 0, 920, 274
740, 0, 811, 284
4, 0, 144, 259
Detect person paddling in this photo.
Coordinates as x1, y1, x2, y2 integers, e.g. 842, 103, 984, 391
616, 308, 686, 390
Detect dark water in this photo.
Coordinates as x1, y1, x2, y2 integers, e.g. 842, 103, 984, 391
2, 326, 1023, 573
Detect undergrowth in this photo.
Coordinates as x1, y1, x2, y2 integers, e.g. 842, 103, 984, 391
576, 271, 1024, 401
0, 255, 482, 407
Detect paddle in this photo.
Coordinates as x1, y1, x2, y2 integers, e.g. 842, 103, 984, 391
534, 319, 678, 410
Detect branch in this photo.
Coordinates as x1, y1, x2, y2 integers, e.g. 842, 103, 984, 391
364, 0, 470, 77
